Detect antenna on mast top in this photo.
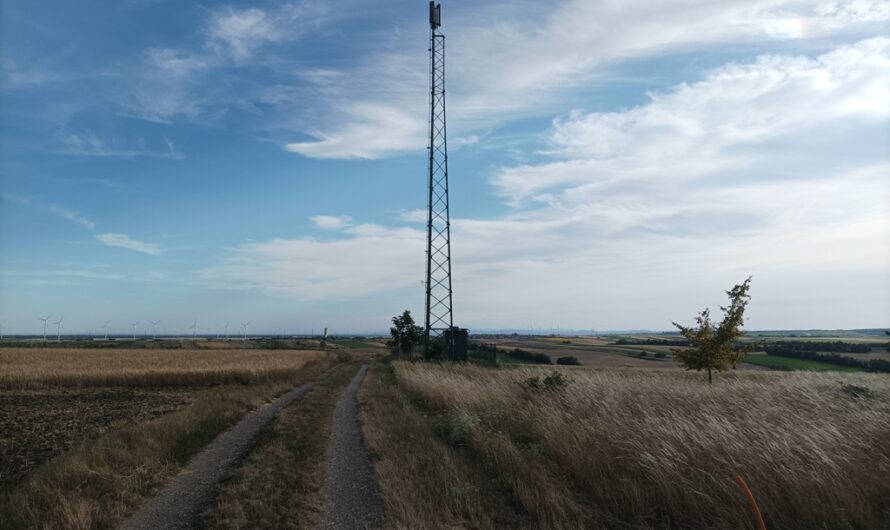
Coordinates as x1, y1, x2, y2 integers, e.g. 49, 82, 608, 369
429, 2, 441, 29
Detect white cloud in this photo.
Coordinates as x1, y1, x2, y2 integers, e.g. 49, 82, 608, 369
285, 103, 425, 159
197, 228, 424, 299
310, 215, 352, 230
495, 37, 890, 203
399, 209, 427, 223
201, 39, 890, 329
49, 205, 96, 230
206, 3, 328, 61
96, 233, 160, 255
145, 48, 207, 77
288, 0, 889, 159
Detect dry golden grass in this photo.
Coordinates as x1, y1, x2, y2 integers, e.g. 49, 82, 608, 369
381, 362, 890, 529
359, 362, 532, 530
0, 348, 325, 388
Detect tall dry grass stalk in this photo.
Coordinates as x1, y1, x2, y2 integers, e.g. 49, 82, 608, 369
391, 362, 890, 529
0, 348, 324, 388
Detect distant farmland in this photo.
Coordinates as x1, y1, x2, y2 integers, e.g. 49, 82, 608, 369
742, 353, 863, 372
480, 334, 889, 372
1, 347, 324, 388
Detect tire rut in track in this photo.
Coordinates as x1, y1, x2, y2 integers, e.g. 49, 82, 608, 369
322, 364, 383, 530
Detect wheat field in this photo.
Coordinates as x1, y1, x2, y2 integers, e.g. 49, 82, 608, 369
0, 348, 325, 388
379, 362, 890, 529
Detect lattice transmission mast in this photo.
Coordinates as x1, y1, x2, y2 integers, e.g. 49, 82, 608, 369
424, 1, 454, 357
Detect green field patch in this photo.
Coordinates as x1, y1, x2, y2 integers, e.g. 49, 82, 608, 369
743, 354, 863, 372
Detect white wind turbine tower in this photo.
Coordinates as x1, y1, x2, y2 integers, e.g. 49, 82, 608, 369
241, 321, 250, 340
224, 322, 230, 340
53, 316, 64, 341
101, 321, 109, 340
37, 314, 52, 341
150, 320, 160, 340
0, 321, 5, 340
129, 321, 139, 340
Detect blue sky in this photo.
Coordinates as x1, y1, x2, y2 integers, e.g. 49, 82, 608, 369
1, 0, 888, 336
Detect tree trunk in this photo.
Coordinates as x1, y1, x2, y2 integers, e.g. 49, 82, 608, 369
708, 367, 712, 385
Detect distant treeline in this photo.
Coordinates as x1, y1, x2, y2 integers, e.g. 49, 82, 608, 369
765, 341, 873, 354
470, 342, 552, 364
506, 348, 552, 364
765, 348, 890, 373
614, 338, 689, 347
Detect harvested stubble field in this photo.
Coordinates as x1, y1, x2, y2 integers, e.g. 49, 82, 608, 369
361, 361, 890, 529
0, 347, 328, 529
0, 347, 324, 388
0, 386, 195, 488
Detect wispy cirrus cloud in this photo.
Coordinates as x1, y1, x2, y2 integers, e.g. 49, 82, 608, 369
119, 1, 335, 123
3, 193, 98, 231
3, 193, 164, 256
49, 205, 96, 230
95, 233, 161, 255
206, 2, 329, 61
61, 130, 184, 159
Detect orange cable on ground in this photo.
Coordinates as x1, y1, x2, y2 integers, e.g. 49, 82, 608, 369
735, 474, 767, 530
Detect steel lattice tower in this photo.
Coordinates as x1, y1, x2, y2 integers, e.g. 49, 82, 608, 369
424, 1, 453, 356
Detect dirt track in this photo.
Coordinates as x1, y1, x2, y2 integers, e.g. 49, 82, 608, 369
120, 377, 323, 530
322, 364, 383, 529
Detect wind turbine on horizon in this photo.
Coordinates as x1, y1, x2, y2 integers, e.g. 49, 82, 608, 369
37, 314, 52, 341
129, 321, 139, 340
150, 320, 160, 340
53, 316, 64, 342
224, 322, 230, 340
241, 321, 250, 340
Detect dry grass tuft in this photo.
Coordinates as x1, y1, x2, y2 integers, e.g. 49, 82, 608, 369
0, 348, 324, 388
384, 362, 890, 529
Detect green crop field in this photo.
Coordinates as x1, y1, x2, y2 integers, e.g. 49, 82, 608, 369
743, 354, 863, 372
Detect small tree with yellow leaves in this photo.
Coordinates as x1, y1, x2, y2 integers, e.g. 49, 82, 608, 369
673, 277, 753, 384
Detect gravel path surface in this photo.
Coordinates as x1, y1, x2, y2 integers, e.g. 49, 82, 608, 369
120, 377, 324, 530
323, 364, 383, 530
